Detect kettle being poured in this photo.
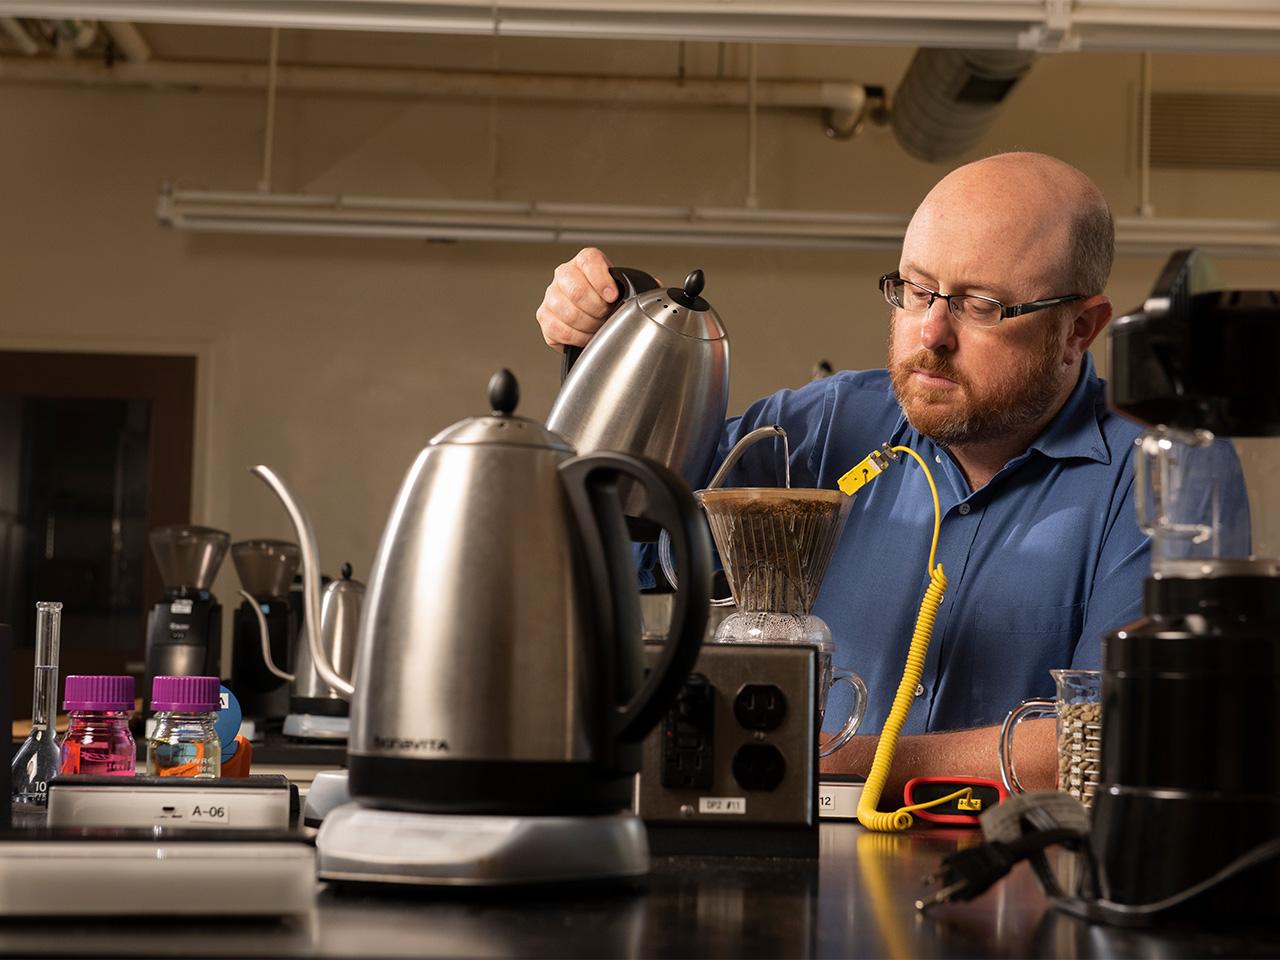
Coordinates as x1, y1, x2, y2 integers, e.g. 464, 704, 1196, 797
252, 370, 713, 822
547, 267, 730, 541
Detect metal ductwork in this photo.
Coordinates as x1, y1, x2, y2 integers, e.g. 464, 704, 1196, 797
890, 48, 1037, 164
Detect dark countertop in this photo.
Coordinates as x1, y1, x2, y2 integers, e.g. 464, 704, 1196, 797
2, 820, 1278, 958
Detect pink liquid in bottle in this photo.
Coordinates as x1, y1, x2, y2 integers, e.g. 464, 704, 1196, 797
60, 676, 137, 776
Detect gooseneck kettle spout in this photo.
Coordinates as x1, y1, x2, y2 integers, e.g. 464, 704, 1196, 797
238, 588, 294, 682
250, 464, 355, 699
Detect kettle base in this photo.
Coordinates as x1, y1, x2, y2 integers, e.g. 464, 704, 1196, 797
348, 754, 636, 816
316, 802, 649, 886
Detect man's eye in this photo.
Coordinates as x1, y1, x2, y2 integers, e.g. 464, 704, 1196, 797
961, 298, 1000, 320
903, 286, 932, 308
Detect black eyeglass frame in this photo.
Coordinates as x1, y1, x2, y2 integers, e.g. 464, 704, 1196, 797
879, 271, 1084, 324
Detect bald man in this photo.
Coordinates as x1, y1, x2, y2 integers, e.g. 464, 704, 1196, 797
535, 152, 1238, 797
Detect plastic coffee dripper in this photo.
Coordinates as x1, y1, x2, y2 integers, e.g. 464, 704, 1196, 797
662, 426, 868, 757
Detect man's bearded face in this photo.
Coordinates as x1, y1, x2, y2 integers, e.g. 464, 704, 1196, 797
887, 308, 1066, 447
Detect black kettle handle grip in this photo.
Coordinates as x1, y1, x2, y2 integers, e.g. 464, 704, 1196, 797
559, 267, 661, 382
559, 451, 712, 745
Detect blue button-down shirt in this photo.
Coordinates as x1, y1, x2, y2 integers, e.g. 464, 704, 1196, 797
647, 355, 1244, 736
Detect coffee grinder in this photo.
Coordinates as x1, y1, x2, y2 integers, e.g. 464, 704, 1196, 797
144, 525, 231, 685
230, 539, 299, 729
1097, 249, 1280, 921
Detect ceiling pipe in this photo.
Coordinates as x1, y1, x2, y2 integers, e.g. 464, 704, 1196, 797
0, 56, 870, 132
103, 20, 151, 61
0, 1, 1278, 54
0, 16, 37, 54
155, 186, 1280, 258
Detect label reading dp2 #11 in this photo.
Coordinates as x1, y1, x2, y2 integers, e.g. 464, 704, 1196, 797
698, 797, 746, 815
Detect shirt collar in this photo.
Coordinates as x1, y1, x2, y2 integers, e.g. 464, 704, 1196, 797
1026, 353, 1111, 465
883, 353, 1111, 465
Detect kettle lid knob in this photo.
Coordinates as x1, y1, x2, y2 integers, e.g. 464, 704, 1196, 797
683, 269, 705, 299
668, 269, 710, 311
488, 369, 520, 416
340, 561, 353, 581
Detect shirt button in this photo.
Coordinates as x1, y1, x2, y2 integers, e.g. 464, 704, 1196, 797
958, 503, 971, 515
914, 684, 925, 698
934, 454, 942, 464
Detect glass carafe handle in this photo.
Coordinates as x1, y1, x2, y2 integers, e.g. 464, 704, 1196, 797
818, 667, 867, 759
998, 698, 1055, 794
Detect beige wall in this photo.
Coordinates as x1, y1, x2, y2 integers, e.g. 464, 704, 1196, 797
1, 32, 1278, 666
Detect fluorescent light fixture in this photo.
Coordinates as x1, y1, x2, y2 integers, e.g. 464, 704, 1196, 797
1, 1, 1279, 53
157, 186, 1280, 257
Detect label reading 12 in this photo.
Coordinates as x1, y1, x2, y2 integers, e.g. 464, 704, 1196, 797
698, 797, 746, 815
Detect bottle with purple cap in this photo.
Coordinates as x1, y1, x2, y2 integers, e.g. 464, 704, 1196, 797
60, 675, 137, 776
148, 676, 221, 778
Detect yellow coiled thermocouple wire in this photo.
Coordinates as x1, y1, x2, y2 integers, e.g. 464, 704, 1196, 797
838, 444, 953, 832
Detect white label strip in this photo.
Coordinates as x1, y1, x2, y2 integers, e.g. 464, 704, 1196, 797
698, 797, 746, 815
818, 781, 862, 820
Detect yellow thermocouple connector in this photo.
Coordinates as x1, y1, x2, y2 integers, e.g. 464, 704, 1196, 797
838, 443, 900, 496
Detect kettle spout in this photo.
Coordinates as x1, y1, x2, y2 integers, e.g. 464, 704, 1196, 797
249, 465, 355, 699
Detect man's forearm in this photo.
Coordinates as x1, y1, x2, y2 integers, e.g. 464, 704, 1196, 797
819, 718, 1056, 808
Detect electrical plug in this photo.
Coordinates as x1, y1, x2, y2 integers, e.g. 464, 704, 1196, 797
915, 840, 1022, 911
915, 827, 1083, 912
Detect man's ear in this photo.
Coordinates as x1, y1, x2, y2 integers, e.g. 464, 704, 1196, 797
1064, 295, 1112, 365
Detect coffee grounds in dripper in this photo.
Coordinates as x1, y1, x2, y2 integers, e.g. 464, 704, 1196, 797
696, 488, 853, 614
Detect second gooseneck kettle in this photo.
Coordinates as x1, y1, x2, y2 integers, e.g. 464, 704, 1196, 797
256, 370, 712, 818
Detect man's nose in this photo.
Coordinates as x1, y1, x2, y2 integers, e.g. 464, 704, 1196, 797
918, 296, 959, 352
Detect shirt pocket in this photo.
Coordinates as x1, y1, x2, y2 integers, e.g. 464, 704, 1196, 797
978, 600, 1084, 638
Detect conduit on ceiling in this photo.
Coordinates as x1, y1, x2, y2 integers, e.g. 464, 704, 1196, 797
0, 1, 1279, 54
0, 56, 875, 135
156, 187, 1280, 258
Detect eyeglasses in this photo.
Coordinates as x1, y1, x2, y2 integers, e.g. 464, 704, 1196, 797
879, 272, 1083, 327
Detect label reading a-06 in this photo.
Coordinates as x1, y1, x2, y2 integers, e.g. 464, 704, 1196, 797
698, 797, 746, 815
155, 803, 230, 826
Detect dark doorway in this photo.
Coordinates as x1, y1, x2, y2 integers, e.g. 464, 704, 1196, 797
0, 352, 196, 717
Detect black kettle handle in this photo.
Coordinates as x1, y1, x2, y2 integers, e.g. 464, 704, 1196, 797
559, 267, 662, 382
559, 451, 712, 745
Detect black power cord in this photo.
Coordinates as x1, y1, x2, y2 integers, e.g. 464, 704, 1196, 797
915, 827, 1084, 910
916, 792, 1280, 927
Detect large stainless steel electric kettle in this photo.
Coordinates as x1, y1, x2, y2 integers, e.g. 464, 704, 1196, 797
547, 267, 730, 540
254, 370, 712, 817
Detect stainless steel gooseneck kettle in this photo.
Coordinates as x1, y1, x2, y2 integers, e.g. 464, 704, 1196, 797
256, 370, 713, 817
547, 267, 730, 540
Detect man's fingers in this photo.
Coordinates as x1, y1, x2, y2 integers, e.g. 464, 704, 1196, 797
554, 261, 614, 318
573, 247, 617, 304
543, 282, 608, 334
537, 307, 593, 349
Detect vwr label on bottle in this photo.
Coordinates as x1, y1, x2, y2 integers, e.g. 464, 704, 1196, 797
698, 797, 746, 815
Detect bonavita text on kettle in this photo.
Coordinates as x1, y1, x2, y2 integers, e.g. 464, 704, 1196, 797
372, 736, 450, 753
